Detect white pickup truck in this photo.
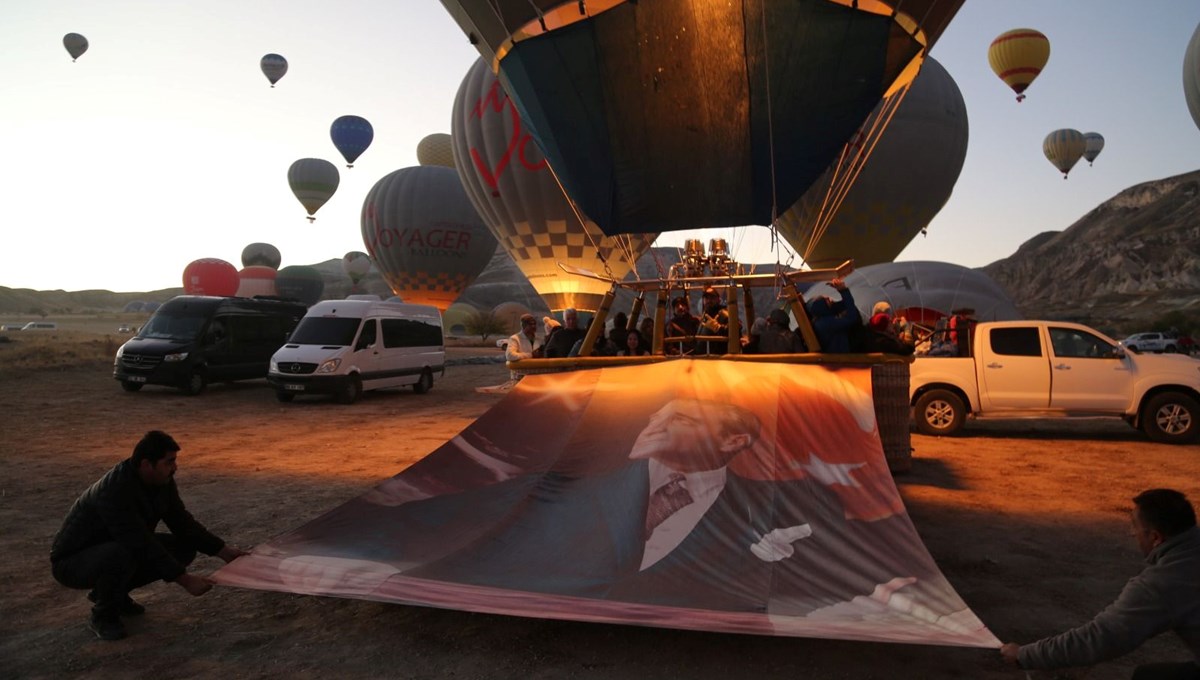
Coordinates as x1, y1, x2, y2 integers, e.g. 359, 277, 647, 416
909, 320, 1200, 444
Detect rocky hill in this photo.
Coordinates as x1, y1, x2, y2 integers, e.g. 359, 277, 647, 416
982, 169, 1200, 331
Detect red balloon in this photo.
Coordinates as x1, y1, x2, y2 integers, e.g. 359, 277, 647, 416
236, 265, 278, 298
183, 258, 239, 296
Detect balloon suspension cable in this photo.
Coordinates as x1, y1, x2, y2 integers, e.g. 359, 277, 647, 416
543, 155, 622, 281
306, 216, 315, 223
758, 1, 780, 236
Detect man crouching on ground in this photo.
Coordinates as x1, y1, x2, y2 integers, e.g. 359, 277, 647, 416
50, 430, 248, 640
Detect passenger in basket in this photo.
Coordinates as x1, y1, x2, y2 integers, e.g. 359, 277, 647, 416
620, 330, 650, 356
806, 277, 862, 353
699, 287, 730, 355
665, 296, 700, 356
50, 431, 248, 641
505, 313, 540, 380
543, 308, 583, 358
758, 309, 806, 354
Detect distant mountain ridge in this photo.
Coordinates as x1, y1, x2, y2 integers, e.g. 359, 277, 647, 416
5, 169, 1198, 335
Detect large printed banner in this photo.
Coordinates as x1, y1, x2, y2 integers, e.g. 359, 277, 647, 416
214, 361, 999, 647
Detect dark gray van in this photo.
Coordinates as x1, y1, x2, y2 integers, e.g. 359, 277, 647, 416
113, 296, 307, 395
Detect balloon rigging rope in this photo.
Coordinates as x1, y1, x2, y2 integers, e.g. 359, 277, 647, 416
757, 0, 782, 273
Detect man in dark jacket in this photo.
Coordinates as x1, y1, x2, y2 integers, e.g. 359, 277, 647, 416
542, 308, 584, 358
1001, 489, 1200, 678
51, 431, 247, 640
807, 277, 862, 353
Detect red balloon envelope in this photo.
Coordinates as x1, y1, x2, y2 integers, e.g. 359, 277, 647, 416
236, 265, 279, 298
183, 258, 240, 297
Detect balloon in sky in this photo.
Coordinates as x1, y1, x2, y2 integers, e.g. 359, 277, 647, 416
1043, 129, 1087, 178
241, 242, 281, 269
63, 33, 88, 62
776, 57, 968, 269
287, 159, 340, 222
236, 266, 278, 298
1082, 132, 1105, 166
260, 54, 288, 87
1183, 21, 1200, 133
275, 265, 325, 306
330, 115, 374, 168
342, 251, 372, 285
438, 0, 962, 236
452, 58, 657, 312
987, 28, 1050, 102
360, 166, 497, 312
416, 133, 455, 168
182, 258, 239, 297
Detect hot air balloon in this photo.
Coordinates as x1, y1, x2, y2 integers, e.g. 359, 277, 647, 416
241, 242, 282, 269
1082, 132, 1105, 166
776, 57, 968, 269
288, 159, 339, 221
987, 28, 1050, 102
342, 251, 372, 286
236, 266, 278, 298
275, 265, 325, 306
361, 166, 497, 312
438, 0, 962, 237
63, 33, 88, 62
416, 133, 455, 168
1043, 129, 1087, 178
1187, 21, 1200, 133
330, 115, 374, 168
261, 53, 288, 87
451, 59, 657, 312
182, 258, 239, 297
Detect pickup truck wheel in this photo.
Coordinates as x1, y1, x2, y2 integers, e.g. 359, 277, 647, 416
1142, 392, 1198, 444
1163, 345, 1177, 354
914, 390, 966, 437
336, 375, 362, 405
413, 368, 433, 394
120, 380, 143, 392
1126, 344, 1139, 353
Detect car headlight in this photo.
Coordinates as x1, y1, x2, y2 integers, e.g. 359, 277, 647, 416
163, 352, 189, 362
269, 360, 278, 372
316, 358, 341, 374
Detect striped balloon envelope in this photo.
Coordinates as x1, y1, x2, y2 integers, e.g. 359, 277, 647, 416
416, 133, 455, 169
1184, 21, 1200, 133
260, 54, 288, 87
1082, 132, 1105, 166
988, 28, 1050, 102
287, 158, 340, 222
1043, 129, 1087, 178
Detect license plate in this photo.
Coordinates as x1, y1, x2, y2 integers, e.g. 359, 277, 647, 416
127, 376, 147, 383
284, 384, 305, 391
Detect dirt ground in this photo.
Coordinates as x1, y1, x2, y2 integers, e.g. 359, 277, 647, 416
1, 333, 1197, 680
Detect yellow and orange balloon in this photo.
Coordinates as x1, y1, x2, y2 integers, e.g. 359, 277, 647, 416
988, 28, 1050, 102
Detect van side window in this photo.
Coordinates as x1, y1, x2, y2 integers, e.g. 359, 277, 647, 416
381, 318, 442, 348
356, 320, 377, 351
988, 327, 1042, 357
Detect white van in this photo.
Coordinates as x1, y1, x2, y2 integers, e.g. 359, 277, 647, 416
21, 322, 57, 331
268, 299, 444, 404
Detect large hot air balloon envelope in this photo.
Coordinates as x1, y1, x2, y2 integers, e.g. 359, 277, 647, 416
342, 251, 372, 285
439, 0, 964, 237
183, 258, 239, 297
261, 54, 288, 87
330, 116, 374, 168
241, 242, 282, 269
63, 33, 88, 61
361, 166, 497, 312
236, 266, 278, 298
275, 265, 325, 306
288, 159, 340, 221
1082, 132, 1105, 166
987, 28, 1050, 102
416, 133, 455, 168
452, 59, 657, 312
777, 57, 968, 269
1043, 129, 1086, 178
1185, 21, 1200, 133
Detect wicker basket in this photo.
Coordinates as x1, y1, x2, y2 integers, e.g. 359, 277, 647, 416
871, 362, 913, 473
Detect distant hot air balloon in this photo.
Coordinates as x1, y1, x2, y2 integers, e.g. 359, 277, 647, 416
1082, 132, 1105, 166
437, 0, 962, 237
1183, 21, 1200, 133
777, 57, 968, 269
183, 258, 239, 297
241, 242, 282, 269
261, 54, 288, 87
330, 115, 374, 168
275, 265, 325, 306
416, 133, 455, 168
287, 159, 339, 222
342, 251, 372, 286
451, 59, 657, 312
236, 266, 278, 298
1043, 129, 1087, 178
361, 166, 497, 312
63, 33, 88, 62
988, 28, 1050, 102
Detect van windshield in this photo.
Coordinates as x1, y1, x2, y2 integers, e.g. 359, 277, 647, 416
138, 312, 207, 341
288, 317, 362, 346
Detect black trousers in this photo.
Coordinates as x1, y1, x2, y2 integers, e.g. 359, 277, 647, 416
52, 534, 196, 615
1132, 662, 1200, 680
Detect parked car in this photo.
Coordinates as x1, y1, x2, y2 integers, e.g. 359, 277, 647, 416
0, 323, 24, 331
117, 324, 134, 334
1119, 331, 1181, 354
21, 322, 57, 331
